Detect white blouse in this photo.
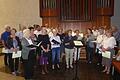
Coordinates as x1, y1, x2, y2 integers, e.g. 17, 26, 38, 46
50, 35, 61, 49
101, 36, 116, 49
92, 30, 99, 37
25, 38, 33, 45
96, 34, 106, 48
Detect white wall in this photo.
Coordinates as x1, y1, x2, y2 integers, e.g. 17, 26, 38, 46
0, 0, 42, 34
111, 0, 120, 28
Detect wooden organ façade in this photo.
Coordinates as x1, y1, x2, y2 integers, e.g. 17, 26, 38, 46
39, 0, 114, 32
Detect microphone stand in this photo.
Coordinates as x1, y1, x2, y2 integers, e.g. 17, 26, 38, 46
73, 46, 80, 80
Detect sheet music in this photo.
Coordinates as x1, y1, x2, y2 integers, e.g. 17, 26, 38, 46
12, 51, 21, 58
36, 41, 42, 47
2, 48, 8, 53
91, 41, 97, 43
26, 38, 33, 45
74, 41, 83, 46
26, 37, 42, 47
27, 41, 42, 48
102, 51, 111, 58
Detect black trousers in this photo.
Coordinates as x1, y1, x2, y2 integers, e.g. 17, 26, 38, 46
96, 49, 102, 64
23, 50, 36, 79
8, 53, 19, 72
115, 41, 119, 55
4, 53, 9, 66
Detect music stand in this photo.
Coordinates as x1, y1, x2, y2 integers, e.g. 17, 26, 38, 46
73, 41, 83, 80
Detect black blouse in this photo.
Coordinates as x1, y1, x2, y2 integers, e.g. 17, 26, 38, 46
38, 34, 50, 49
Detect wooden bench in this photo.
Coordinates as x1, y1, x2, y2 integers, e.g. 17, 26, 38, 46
112, 61, 120, 73
0, 40, 3, 55
112, 60, 120, 80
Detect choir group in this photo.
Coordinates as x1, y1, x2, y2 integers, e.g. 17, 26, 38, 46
1, 24, 120, 80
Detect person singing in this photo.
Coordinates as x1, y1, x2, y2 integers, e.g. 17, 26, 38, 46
50, 29, 61, 70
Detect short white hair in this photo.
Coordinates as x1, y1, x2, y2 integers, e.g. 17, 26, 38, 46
23, 29, 30, 38
52, 28, 58, 33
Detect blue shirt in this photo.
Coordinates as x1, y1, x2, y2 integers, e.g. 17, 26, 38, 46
13, 39, 18, 48
1, 31, 10, 43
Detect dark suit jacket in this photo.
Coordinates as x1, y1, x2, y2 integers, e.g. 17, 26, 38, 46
6, 36, 22, 50
21, 37, 36, 60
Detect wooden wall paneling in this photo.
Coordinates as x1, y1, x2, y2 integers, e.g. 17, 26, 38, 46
63, 0, 66, 19
64, 0, 67, 19
40, 0, 114, 33
42, 17, 59, 28
60, 0, 63, 20
76, 0, 80, 20
93, 0, 97, 19
39, 0, 42, 17
66, 0, 69, 20
71, 0, 73, 19
76, 0, 79, 20
73, 0, 75, 19
84, 0, 88, 20
77, 0, 81, 20
72, 0, 74, 20
91, 0, 96, 21
80, 0, 84, 20
91, 0, 97, 27
102, 16, 111, 28
62, 0, 66, 20
88, 0, 91, 20
95, 16, 111, 28
59, 0, 96, 21
111, 0, 114, 16
68, 0, 71, 20
97, 8, 113, 16
40, 0, 58, 17
59, 22, 92, 33
83, 0, 85, 20
96, 0, 114, 16
57, 0, 60, 17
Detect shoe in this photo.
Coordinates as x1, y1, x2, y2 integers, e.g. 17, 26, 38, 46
41, 71, 46, 75
102, 69, 106, 73
15, 70, 21, 74
12, 72, 16, 76
66, 65, 69, 69
45, 70, 49, 74
57, 64, 60, 69
52, 65, 55, 70
70, 65, 73, 68
45, 69, 49, 73
97, 63, 100, 66
106, 71, 110, 74
88, 61, 92, 64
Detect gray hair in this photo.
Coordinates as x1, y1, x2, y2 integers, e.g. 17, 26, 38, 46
23, 29, 30, 38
